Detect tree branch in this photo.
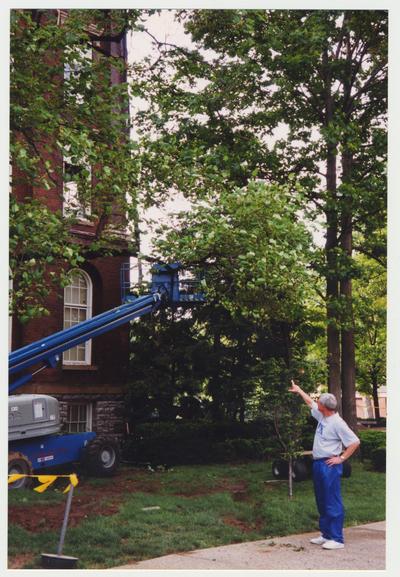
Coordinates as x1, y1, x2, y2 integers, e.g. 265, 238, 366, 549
348, 63, 387, 107
352, 245, 386, 267
273, 407, 287, 452
19, 129, 59, 186
143, 28, 205, 64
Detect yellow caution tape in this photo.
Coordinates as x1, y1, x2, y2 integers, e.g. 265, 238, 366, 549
35, 475, 58, 493
8, 473, 79, 493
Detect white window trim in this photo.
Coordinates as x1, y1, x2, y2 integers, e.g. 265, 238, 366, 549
62, 47, 93, 221
63, 269, 93, 366
66, 402, 93, 433
63, 46, 92, 105
62, 158, 92, 221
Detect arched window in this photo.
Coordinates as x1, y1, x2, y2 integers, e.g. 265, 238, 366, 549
63, 270, 92, 365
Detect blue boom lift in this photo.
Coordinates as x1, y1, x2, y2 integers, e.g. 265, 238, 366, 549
8, 263, 205, 488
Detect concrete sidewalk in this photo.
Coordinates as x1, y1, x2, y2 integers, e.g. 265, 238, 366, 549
114, 521, 385, 570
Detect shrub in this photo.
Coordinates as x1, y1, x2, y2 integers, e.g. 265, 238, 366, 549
370, 446, 386, 472
302, 416, 316, 449
122, 434, 211, 466
121, 419, 282, 466
358, 430, 386, 461
211, 439, 277, 462
128, 419, 276, 443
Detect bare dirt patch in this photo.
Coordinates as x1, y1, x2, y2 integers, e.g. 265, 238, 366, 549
171, 478, 249, 498
8, 553, 35, 569
8, 469, 250, 533
222, 516, 254, 533
9, 497, 120, 532
8, 468, 162, 533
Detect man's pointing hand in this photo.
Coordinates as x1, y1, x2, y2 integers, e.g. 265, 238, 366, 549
288, 380, 301, 394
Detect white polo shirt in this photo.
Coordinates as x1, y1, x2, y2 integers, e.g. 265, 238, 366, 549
311, 401, 360, 459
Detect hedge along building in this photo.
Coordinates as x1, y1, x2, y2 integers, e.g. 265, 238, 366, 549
10, 9, 136, 439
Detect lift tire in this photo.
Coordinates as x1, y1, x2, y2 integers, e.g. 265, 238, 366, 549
271, 459, 289, 479
342, 460, 352, 478
8, 452, 33, 489
292, 459, 310, 482
81, 437, 120, 477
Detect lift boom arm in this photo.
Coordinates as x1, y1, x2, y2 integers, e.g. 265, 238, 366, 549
9, 262, 205, 393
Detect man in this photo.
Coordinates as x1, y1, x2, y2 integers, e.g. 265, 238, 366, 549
289, 380, 360, 550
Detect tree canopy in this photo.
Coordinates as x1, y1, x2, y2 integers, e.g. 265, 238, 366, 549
131, 9, 387, 428
10, 9, 144, 320
10, 9, 387, 430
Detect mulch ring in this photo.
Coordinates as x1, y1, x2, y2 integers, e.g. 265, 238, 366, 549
8, 468, 163, 533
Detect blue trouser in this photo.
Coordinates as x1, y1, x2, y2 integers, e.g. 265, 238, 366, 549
312, 459, 345, 543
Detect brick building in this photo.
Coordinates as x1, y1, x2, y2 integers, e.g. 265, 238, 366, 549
356, 387, 387, 421
10, 10, 132, 438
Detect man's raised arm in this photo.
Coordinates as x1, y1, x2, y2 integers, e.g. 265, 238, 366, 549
288, 379, 314, 407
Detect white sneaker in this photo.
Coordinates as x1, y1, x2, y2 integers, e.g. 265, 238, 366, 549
322, 540, 344, 549
310, 536, 327, 545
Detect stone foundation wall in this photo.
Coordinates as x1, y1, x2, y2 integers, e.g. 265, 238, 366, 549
93, 399, 126, 437
58, 394, 126, 440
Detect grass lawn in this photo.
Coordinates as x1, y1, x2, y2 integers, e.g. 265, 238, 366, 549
8, 459, 385, 569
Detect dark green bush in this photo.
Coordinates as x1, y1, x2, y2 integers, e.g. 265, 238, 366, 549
302, 416, 316, 449
122, 435, 210, 466
370, 446, 386, 472
121, 419, 281, 465
130, 419, 276, 442
211, 439, 277, 462
358, 430, 386, 461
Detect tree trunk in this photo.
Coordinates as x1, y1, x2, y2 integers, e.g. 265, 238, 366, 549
341, 311, 357, 429
326, 229, 342, 414
238, 392, 245, 424
323, 50, 342, 413
288, 455, 294, 499
325, 191, 342, 412
340, 151, 358, 431
208, 326, 224, 421
280, 322, 293, 369
371, 370, 381, 420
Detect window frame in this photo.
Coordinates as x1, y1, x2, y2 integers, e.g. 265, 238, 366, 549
62, 158, 92, 221
63, 45, 93, 105
65, 402, 93, 433
62, 269, 93, 366
62, 44, 93, 222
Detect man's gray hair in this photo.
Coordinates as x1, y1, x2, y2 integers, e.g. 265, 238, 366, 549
319, 392, 338, 410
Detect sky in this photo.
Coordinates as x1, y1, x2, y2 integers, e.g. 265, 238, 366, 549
127, 11, 193, 280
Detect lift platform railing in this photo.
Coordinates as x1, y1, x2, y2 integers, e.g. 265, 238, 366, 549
120, 262, 206, 305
